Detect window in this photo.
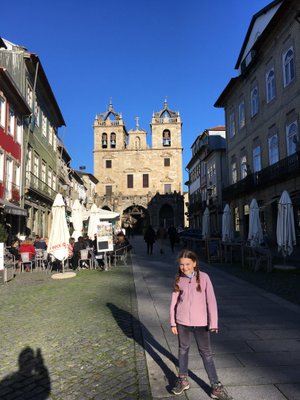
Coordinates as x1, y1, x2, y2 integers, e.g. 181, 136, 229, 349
0, 151, 4, 181
105, 185, 112, 196
250, 86, 259, 117
53, 134, 57, 152
162, 130, 171, 146
231, 162, 237, 184
266, 68, 276, 103
283, 47, 295, 87
110, 133, 116, 148
15, 164, 20, 187
8, 108, 15, 136
106, 160, 112, 168
5, 158, 13, 199
16, 118, 22, 144
135, 137, 140, 149
34, 100, 40, 127
252, 146, 261, 172
143, 174, 149, 188
27, 84, 33, 108
52, 173, 56, 190
102, 133, 107, 148
238, 101, 245, 129
127, 174, 133, 188
26, 147, 32, 174
42, 114, 47, 137
41, 162, 46, 189
268, 134, 279, 165
34, 154, 39, 177
240, 155, 247, 179
34, 154, 39, 188
0, 96, 6, 127
48, 168, 52, 189
48, 125, 53, 145
286, 121, 298, 156
164, 184, 171, 193
164, 158, 170, 167
229, 112, 235, 138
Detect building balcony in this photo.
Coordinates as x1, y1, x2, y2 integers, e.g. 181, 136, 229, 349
25, 171, 56, 201
0, 182, 21, 204
223, 152, 300, 200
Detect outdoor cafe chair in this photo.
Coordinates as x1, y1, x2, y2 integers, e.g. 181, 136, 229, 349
35, 249, 46, 271
77, 249, 92, 270
20, 252, 33, 273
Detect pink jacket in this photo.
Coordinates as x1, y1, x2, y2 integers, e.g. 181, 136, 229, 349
170, 271, 218, 330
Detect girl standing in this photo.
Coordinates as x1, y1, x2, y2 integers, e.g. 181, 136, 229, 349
170, 249, 232, 400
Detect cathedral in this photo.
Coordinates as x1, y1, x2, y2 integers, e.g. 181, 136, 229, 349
93, 100, 184, 233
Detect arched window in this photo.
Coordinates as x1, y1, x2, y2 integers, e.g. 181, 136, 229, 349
266, 68, 276, 103
286, 121, 298, 156
102, 133, 107, 148
135, 136, 140, 149
268, 134, 279, 165
162, 129, 171, 146
283, 47, 295, 87
250, 87, 259, 117
110, 132, 116, 148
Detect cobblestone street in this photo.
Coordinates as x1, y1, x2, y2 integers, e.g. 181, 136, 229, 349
0, 264, 151, 400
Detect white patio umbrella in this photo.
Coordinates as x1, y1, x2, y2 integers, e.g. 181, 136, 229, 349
71, 199, 83, 241
202, 207, 210, 240
276, 190, 296, 257
98, 208, 119, 220
222, 204, 234, 242
47, 193, 70, 272
87, 204, 101, 239
248, 198, 263, 246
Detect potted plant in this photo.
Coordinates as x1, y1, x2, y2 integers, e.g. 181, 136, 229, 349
0, 223, 8, 244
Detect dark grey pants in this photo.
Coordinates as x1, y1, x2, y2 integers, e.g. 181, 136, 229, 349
177, 324, 219, 384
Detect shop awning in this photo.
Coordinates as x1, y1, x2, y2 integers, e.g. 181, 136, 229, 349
3, 204, 27, 217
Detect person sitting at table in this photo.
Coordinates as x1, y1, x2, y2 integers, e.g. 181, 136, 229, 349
9, 239, 20, 267
19, 238, 36, 271
67, 237, 75, 269
92, 234, 105, 269
33, 235, 47, 250
72, 236, 86, 270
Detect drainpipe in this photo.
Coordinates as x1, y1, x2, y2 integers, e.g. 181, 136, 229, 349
20, 61, 39, 226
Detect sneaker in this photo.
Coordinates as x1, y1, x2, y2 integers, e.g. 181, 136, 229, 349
171, 376, 190, 395
211, 382, 233, 400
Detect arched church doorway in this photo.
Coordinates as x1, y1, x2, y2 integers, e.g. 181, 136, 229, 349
122, 205, 149, 235
159, 204, 174, 228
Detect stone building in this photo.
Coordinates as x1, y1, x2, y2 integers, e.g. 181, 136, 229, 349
186, 127, 226, 233
93, 100, 184, 233
215, 0, 300, 244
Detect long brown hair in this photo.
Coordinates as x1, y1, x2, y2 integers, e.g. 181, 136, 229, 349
173, 249, 201, 292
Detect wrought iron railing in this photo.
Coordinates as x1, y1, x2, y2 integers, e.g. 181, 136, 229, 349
25, 171, 56, 200
223, 152, 300, 200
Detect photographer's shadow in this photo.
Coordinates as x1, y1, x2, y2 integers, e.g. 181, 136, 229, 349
107, 302, 210, 395
0, 347, 51, 400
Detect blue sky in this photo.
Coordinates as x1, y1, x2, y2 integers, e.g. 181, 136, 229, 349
2, 0, 272, 189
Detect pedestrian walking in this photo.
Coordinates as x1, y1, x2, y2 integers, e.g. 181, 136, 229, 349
156, 223, 167, 254
168, 223, 178, 253
170, 249, 233, 400
143, 225, 156, 255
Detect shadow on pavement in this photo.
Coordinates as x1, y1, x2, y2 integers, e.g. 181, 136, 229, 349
0, 347, 51, 400
107, 302, 211, 396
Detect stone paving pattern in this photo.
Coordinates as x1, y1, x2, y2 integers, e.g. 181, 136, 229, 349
0, 263, 151, 399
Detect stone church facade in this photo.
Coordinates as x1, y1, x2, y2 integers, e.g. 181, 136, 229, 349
93, 100, 184, 233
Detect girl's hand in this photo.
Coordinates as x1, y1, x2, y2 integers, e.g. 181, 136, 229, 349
209, 328, 218, 333
171, 326, 178, 335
